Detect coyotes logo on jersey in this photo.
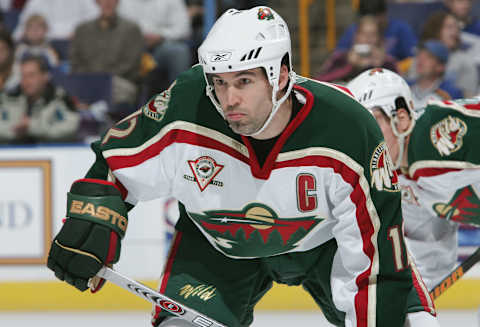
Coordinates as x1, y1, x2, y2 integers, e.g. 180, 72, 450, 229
188, 203, 322, 257
430, 115, 467, 156
370, 141, 399, 192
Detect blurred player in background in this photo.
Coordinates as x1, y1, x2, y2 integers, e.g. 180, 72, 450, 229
347, 68, 480, 292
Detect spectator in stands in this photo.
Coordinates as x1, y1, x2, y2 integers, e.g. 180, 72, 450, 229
316, 15, 397, 83
408, 41, 462, 110
14, 14, 59, 69
336, 0, 417, 60
443, 0, 480, 36
420, 10, 478, 97
0, 0, 27, 11
118, 0, 191, 87
186, 0, 270, 55
70, 0, 143, 120
13, 0, 99, 40
1, 55, 80, 143
0, 29, 19, 92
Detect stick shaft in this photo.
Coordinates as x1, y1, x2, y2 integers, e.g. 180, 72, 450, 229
429, 247, 480, 300
97, 267, 227, 327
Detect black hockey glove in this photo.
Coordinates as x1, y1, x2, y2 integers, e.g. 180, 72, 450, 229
47, 178, 128, 292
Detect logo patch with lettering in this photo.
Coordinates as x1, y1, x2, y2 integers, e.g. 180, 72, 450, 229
143, 90, 170, 121
370, 141, 399, 192
187, 156, 224, 191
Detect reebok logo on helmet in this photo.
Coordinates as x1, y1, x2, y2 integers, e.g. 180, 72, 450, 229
210, 51, 232, 62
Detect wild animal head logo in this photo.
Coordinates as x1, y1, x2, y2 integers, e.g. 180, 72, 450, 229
430, 115, 467, 156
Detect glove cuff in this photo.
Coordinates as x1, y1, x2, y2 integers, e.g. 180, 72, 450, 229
67, 179, 128, 238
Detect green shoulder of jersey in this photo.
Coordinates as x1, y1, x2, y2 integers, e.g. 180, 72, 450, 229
408, 99, 480, 166
95, 65, 239, 152
92, 66, 385, 184
292, 77, 386, 180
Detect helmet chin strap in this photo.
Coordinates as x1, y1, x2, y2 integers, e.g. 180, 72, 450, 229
205, 71, 296, 137
246, 71, 296, 137
390, 116, 415, 169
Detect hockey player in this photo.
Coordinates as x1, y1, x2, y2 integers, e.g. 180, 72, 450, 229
46, 7, 436, 327
347, 68, 480, 292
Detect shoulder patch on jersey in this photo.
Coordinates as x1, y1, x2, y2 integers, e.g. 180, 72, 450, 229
370, 141, 400, 192
430, 115, 467, 156
143, 90, 170, 121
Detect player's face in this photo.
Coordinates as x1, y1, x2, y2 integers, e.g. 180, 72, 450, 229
211, 68, 273, 135
372, 108, 400, 163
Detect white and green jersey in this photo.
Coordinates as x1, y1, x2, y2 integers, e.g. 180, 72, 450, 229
400, 99, 480, 289
85, 66, 433, 326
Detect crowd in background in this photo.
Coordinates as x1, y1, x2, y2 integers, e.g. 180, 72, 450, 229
0, 0, 479, 145
317, 0, 480, 112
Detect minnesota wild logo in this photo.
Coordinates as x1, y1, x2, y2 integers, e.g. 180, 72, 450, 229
433, 186, 480, 227
430, 115, 467, 156
370, 142, 399, 192
257, 8, 274, 20
188, 203, 322, 257
187, 156, 224, 191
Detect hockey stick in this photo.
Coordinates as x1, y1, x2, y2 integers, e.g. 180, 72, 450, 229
429, 247, 480, 300
96, 267, 227, 327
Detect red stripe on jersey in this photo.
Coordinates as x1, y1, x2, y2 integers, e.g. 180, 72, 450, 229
106, 130, 249, 171
412, 167, 461, 180
411, 266, 436, 315
114, 179, 128, 200
331, 83, 355, 97
276, 155, 375, 326
464, 103, 480, 110
73, 178, 122, 192
154, 232, 183, 322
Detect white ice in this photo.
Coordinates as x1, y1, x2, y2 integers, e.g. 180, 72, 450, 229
0, 310, 477, 326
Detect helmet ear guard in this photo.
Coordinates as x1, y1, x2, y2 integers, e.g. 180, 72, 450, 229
198, 6, 296, 136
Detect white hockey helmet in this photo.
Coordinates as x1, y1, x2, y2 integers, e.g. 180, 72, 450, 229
347, 68, 414, 118
347, 68, 415, 169
347, 68, 415, 137
197, 6, 296, 136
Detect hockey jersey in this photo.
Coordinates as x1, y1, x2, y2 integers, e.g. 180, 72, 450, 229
84, 66, 432, 326
400, 98, 480, 289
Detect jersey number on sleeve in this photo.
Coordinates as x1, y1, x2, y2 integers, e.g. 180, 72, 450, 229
388, 225, 407, 271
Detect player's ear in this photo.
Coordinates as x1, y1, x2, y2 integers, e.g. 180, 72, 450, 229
396, 108, 409, 118
278, 64, 289, 91
396, 108, 412, 133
